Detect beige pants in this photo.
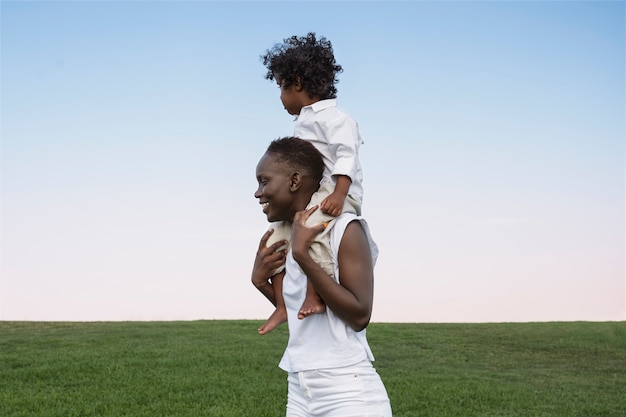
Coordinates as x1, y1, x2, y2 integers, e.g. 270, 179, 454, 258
265, 182, 361, 277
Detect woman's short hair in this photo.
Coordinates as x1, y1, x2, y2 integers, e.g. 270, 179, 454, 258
266, 137, 324, 183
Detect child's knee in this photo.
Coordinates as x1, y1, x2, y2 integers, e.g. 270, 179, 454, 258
266, 223, 291, 247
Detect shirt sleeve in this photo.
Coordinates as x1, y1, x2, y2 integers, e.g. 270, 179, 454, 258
325, 114, 363, 182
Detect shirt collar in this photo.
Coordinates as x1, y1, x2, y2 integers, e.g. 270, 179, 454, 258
305, 98, 337, 113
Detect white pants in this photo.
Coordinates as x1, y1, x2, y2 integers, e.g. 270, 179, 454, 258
286, 361, 393, 417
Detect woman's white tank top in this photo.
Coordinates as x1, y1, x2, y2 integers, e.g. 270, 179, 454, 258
278, 213, 379, 373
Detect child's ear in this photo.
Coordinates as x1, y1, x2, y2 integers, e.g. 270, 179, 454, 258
294, 77, 304, 92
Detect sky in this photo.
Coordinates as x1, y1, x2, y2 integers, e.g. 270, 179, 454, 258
1, 0, 624, 323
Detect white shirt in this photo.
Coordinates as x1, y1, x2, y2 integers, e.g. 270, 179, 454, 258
278, 214, 379, 373
293, 99, 364, 204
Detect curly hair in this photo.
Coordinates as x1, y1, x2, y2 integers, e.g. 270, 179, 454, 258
261, 32, 343, 100
266, 137, 324, 183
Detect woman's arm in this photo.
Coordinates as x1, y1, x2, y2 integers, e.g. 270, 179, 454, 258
291, 207, 374, 331
251, 229, 288, 307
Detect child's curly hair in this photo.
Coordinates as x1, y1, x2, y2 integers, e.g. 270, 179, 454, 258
261, 32, 343, 100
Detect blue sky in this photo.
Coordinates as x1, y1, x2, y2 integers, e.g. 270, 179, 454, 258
1, 1, 624, 322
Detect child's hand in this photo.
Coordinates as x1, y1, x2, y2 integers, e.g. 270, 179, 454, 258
320, 192, 344, 217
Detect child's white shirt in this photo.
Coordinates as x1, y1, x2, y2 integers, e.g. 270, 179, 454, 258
293, 99, 364, 205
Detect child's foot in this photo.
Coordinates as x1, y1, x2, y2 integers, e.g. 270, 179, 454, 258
298, 295, 326, 320
258, 307, 287, 335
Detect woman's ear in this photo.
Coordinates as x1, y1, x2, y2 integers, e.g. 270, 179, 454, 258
290, 172, 302, 191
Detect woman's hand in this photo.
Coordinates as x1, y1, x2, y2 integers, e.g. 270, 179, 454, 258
291, 205, 327, 263
251, 229, 287, 289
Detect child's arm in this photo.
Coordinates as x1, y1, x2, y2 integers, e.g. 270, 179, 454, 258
320, 174, 351, 217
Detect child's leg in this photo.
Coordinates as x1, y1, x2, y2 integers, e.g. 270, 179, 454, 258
258, 270, 287, 335
258, 221, 291, 334
297, 277, 326, 319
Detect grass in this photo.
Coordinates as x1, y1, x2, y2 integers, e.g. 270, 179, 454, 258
0, 321, 624, 417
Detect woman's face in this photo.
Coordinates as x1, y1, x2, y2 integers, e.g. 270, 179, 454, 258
254, 153, 295, 223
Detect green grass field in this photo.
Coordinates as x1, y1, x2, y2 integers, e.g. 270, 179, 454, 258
1, 321, 624, 417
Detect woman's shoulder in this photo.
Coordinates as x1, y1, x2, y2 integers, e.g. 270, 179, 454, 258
331, 214, 378, 264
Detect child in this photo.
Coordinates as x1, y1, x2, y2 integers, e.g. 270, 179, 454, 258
257, 33, 365, 335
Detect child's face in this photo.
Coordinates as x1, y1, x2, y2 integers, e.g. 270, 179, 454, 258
277, 78, 302, 116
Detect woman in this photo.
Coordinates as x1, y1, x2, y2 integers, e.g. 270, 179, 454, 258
251, 137, 393, 416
